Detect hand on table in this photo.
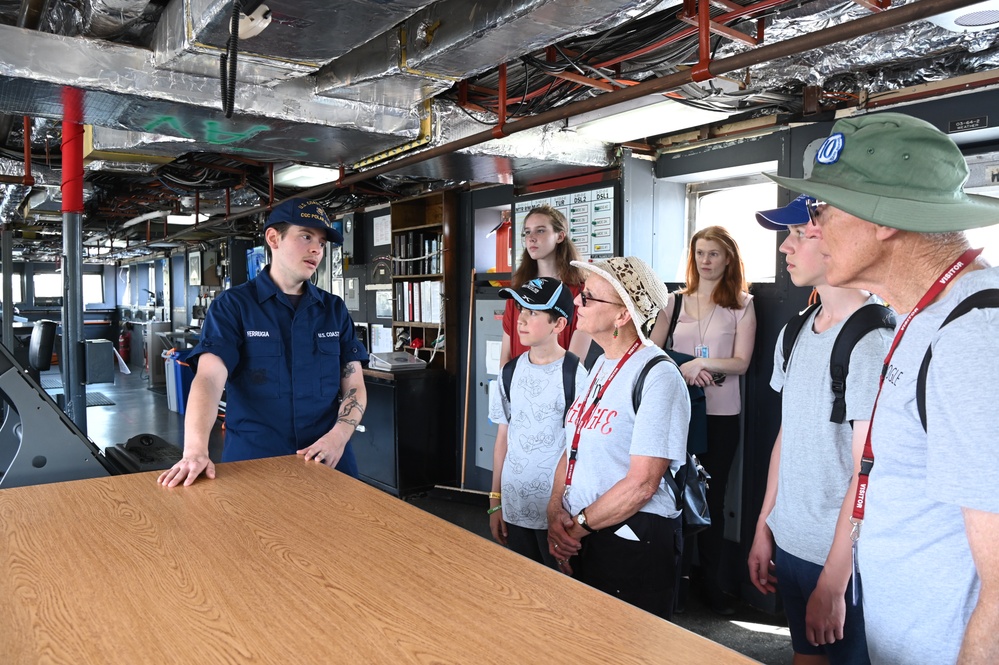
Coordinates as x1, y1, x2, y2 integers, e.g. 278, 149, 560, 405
157, 454, 215, 487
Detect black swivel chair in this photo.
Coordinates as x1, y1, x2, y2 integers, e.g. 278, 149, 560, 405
27, 320, 57, 385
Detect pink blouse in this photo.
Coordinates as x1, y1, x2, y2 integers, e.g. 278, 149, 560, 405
670, 292, 754, 416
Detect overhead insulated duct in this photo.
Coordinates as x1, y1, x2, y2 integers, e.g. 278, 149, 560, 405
41, 0, 168, 45
0, 24, 420, 165
26, 186, 95, 214
381, 100, 616, 183
316, 0, 678, 109
716, 0, 999, 95
151, 0, 438, 86
0, 159, 31, 224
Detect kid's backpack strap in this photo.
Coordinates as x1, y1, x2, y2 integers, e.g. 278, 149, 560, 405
828, 303, 896, 424
501, 354, 520, 404
561, 351, 580, 422
503, 351, 580, 423
916, 289, 999, 432
781, 303, 820, 373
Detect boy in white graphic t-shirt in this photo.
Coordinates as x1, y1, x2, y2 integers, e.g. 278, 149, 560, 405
488, 277, 587, 568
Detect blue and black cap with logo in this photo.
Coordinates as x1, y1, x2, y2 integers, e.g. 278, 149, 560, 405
264, 198, 343, 244
755, 194, 813, 230
500, 276, 574, 323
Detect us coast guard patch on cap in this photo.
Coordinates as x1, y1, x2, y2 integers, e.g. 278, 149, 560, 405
816, 133, 845, 165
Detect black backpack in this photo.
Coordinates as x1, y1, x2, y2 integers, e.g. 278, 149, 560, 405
916, 289, 999, 432
782, 302, 896, 424
632, 354, 711, 534
501, 351, 580, 423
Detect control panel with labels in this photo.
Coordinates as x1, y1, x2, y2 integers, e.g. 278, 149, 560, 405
514, 185, 616, 266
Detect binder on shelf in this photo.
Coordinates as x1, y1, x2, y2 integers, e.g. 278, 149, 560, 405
406, 282, 414, 321
420, 282, 436, 323
428, 281, 442, 324
407, 232, 415, 275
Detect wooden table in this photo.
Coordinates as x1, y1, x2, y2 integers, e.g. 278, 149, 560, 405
0, 457, 758, 664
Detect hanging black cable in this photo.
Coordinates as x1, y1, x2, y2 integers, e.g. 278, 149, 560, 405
220, 0, 242, 119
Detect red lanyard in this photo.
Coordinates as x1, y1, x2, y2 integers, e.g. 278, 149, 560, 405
851, 248, 982, 532
563, 339, 641, 493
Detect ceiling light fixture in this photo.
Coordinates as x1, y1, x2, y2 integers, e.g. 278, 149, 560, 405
167, 213, 210, 226
568, 95, 734, 144
927, 0, 999, 32
274, 164, 342, 188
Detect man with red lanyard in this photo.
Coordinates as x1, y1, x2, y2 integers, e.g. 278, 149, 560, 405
767, 113, 999, 665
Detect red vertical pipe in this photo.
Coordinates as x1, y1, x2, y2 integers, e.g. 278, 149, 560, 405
61, 87, 84, 213
493, 64, 508, 138
691, 0, 713, 81
22, 117, 34, 187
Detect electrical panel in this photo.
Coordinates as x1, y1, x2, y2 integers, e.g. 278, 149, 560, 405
514, 185, 617, 266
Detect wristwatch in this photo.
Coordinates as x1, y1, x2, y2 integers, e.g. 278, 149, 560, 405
575, 507, 596, 533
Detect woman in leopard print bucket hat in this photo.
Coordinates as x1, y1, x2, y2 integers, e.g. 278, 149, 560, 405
546, 256, 690, 619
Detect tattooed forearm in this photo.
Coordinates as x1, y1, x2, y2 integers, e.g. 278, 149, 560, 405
341, 361, 358, 379
337, 387, 365, 429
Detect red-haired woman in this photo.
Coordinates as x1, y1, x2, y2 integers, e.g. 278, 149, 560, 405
651, 225, 757, 615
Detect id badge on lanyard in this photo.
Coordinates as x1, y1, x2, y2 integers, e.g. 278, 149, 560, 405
694, 345, 709, 358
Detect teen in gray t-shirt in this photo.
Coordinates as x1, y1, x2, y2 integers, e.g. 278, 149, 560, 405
768, 295, 890, 565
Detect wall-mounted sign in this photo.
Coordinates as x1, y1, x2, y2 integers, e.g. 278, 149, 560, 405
948, 116, 988, 133
514, 186, 616, 268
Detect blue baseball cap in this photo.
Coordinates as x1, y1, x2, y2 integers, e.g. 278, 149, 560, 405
755, 194, 813, 230
500, 277, 574, 323
264, 198, 343, 244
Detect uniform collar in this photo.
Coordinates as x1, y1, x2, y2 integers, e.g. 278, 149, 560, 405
254, 265, 326, 308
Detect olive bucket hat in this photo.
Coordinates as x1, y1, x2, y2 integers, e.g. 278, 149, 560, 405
766, 112, 999, 232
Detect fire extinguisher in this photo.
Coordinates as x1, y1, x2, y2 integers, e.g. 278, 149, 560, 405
119, 325, 131, 362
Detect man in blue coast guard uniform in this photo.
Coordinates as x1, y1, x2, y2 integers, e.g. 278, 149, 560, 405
158, 199, 368, 487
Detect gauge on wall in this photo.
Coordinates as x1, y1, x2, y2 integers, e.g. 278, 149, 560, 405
369, 256, 392, 285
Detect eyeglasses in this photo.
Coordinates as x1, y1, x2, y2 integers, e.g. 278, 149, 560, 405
580, 292, 625, 308
806, 199, 828, 225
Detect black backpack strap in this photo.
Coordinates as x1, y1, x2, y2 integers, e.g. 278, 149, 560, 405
662, 461, 684, 513
917, 289, 999, 432
632, 354, 673, 412
781, 303, 819, 374
631, 353, 685, 512
665, 292, 683, 350
561, 351, 580, 422
501, 354, 520, 406
828, 303, 896, 424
